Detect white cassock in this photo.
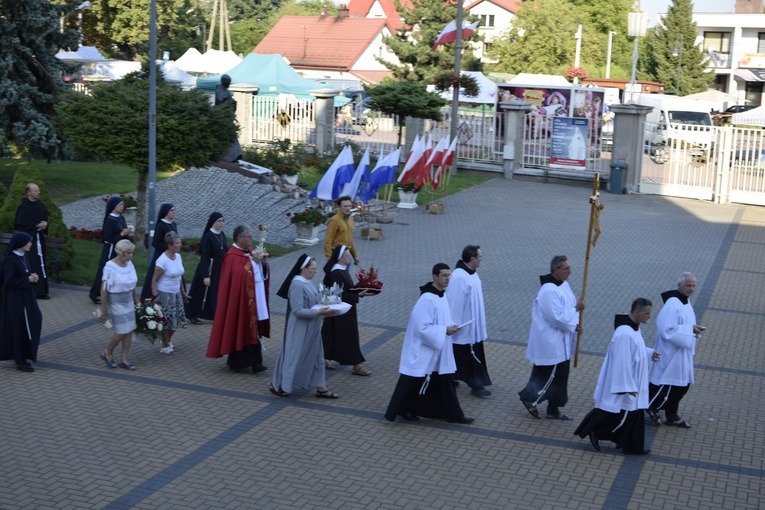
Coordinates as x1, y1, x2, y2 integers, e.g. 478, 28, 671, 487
398, 289, 456, 378
445, 265, 487, 346
526, 278, 579, 366
650, 292, 696, 387
594, 320, 654, 413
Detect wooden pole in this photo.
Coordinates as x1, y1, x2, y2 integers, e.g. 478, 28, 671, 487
574, 172, 602, 367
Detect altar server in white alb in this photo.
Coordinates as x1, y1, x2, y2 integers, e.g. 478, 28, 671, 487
574, 298, 660, 455
445, 245, 492, 398
646, 272, 703, 429
384, 263, 474, 424
518, 255, 585, 420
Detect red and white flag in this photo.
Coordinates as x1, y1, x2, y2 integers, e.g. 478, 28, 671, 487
398, 135, 424, 185
432, 20, 480, 50
432, 137, 458, 189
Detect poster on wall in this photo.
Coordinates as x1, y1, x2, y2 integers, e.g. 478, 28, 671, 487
550, 117, 589, 170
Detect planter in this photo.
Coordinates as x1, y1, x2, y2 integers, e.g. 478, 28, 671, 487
294, 222, 320, 246
426, 203, 445, 214
396, 190, 419, 209
123, 206, 138, 228
361, 227, 383, 240
282, 174, 299, 185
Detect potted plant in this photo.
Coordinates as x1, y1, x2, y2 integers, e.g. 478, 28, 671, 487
396, 182, 421, 209
273, 161, 301, 185
287, 206, 328, 246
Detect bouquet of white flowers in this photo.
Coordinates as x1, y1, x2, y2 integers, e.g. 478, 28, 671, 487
135, 298, 167, 344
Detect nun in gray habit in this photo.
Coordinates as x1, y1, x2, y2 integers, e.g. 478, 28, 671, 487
270, 254, 339, 399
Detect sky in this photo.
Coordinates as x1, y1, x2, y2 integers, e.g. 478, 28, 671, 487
641, 0, 737, 26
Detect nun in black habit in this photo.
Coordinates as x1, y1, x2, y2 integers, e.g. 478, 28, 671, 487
0, 232, 43, 372
186, 212, 227, 322
141, 203, 178, 299
321, 245, 369, 375
89, 196, 130, 304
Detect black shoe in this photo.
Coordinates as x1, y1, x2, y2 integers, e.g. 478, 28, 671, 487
400, 412, 421, 422
624, 449, 651, 455
520, 398, 541, 418
252, 364, 268, 374
16, 364, 34, 373
588, 432, 601, 452
470, 387, 492, 398
37, 294, 50, 300
447, 416, 475, 424
89, 295, 101, 305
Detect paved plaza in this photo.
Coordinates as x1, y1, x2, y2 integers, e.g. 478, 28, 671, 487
2, 176, 764, 509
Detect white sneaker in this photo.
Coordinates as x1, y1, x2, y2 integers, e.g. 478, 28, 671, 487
159, 346, 174, 355
169, 342, 174, 350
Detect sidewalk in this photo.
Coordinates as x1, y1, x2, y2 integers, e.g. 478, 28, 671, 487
2, 177, 763, 509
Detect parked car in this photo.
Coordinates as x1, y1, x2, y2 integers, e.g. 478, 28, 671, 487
724, 105, 756, 114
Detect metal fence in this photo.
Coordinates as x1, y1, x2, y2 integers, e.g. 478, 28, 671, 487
245, 96, 315, 145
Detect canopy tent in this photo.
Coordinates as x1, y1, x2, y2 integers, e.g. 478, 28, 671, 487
176, 48, 242, 75
56, 46, 106, 63
732, 106, 765, 127
508, 73, 570, 87
158, 60, 196, 88
196, 53, 350, 106
438, 71, 498, 105
685, 88, 744, 111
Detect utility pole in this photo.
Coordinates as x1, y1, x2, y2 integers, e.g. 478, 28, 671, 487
449, 1, 464, 153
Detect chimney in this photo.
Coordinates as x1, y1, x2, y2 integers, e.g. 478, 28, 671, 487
320, 6, 327, 18
337, 5, 349, 19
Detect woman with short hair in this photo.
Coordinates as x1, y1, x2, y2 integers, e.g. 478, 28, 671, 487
151, 232, 187, 354
98, 239, 139, 370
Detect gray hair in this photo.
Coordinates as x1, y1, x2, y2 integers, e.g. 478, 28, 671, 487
164, 232, 180, 246
550, 255, 568, 272
233, 225, 251, 242
114, 239, 135, 255
677, 272, 696, 285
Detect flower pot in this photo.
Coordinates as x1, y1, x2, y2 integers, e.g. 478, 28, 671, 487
426, 203, 445, 214
283, 174, 299, 185
396, 190, 419, 209
361, 227, 383, 240
123, 206, 138, 228
294, 222, 320, 246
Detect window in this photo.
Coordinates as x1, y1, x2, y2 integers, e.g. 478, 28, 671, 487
704, 32, 730, 53
483, 42, 493, 54
759, 33, 765, 53
479, 14, 495, 28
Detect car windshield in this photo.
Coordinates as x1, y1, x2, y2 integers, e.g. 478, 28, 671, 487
668, 111, 712, 126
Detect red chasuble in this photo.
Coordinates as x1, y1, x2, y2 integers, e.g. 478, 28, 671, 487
206, 246, 270, 357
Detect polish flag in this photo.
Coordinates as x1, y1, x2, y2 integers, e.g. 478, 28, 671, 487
432, 20, 480, 50
433, 138, 457, 190
398, 135, 424, 185
413, 134, 434, 188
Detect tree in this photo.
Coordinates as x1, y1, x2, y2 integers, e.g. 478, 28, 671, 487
641, 0, 713, 95
487, 0, 601, 77
378, 0, 481, 82
364, 81, 447, 147
56, 68, 238, 241
0, 166, 75, 270
0, 1, 77, 159
569, 0, 634, 79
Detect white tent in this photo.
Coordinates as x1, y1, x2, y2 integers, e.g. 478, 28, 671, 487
685, 89, 744, 111
438, 71, 498, 105
732, 106, 765, 127
176, 48, 242, 75
508, 73, 570, 87
158, 60, 196, 88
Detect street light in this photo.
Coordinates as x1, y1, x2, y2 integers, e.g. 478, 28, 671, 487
627, 11, 647, 102
59, 1, 91, 35
673, 36, 683, 96
606, 31, 617, 79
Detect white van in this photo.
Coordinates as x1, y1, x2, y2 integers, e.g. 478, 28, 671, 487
634, 94, 715, 159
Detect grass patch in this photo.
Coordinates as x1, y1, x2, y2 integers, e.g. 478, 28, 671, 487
0, 159, 176, 206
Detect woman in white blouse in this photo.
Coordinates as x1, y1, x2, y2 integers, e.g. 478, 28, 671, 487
99, 240, 139, 370
151, 232, 188, 354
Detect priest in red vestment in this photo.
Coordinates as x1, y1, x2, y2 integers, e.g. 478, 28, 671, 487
206, 225, 270, 373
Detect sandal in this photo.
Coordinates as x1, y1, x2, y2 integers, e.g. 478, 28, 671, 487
666, 420, 691, 428
351, 366, 370, 376
269, 385, 290, 397
100, 353, 117, 369
646, 409, 662, 425
324, 360, 335, 370
118, 362, 136, 371
316, 389, 339, 399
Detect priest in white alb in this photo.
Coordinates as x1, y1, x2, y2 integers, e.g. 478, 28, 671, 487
445, 245, 492, 398
575, 298, 660, 455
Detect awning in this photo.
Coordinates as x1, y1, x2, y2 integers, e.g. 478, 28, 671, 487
734, 68, 765, 82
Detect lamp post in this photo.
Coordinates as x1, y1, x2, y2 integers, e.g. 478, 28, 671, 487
573, 24, 583, 84
627, 11, 647, 103
673, 36, 683, 96
606, 31, 617, 79
59, 1, 91, 43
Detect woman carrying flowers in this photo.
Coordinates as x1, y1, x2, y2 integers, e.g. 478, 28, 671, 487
98, 240, 139, 370
151, 232, 188, 354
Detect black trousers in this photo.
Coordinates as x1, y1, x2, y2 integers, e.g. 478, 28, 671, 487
575, 408, 646, 453
385, 373, 465, 422
648, 383, 690, 422
518, 359, 570, 415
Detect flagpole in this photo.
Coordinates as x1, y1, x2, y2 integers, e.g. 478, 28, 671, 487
574, 173, 603, 368
449, 1, 464, 147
